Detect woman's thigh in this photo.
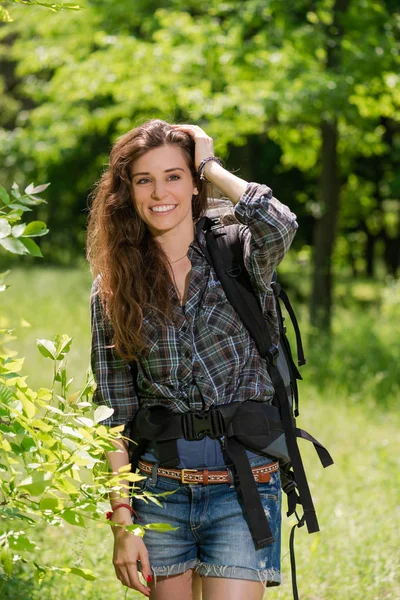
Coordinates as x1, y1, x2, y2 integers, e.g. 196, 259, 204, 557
202, 577, 265, 600
149, 569, 202, 600
149, 572, 265, 600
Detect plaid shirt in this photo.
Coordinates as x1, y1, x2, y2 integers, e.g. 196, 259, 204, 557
90, 182, 298, 432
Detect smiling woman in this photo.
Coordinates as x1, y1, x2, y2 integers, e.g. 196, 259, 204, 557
86, 120, 210, 359
86, 119, 298, 600
130, 146, 199, 245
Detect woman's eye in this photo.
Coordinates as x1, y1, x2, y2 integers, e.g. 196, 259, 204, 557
136, 174, 180, 184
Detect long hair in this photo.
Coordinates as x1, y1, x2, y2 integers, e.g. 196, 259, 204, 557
86, 119, 210, 361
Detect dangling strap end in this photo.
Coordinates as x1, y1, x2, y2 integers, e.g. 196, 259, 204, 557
255, 536, 275, 550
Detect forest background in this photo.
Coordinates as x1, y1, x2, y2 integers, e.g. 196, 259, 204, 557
0, 1, 399, 599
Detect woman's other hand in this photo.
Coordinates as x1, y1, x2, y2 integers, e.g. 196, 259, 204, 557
111, 510, 152, 597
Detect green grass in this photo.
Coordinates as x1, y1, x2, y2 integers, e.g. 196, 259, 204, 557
1, 265, 399, 599
0, 264, 93, 392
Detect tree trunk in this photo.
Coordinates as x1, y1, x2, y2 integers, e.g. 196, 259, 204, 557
365, 231, 375, 278
382, 230, 400, 277
310, 0, 350, 331
310, 119, 340, 330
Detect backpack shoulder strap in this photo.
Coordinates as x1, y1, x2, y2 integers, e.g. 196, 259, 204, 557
199, 216, 278, 364
199, 216, 322, 536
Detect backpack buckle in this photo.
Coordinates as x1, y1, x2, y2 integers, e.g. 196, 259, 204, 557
208, 217, 225, 237
266, 344, 279, 366
182, 409, 225, 441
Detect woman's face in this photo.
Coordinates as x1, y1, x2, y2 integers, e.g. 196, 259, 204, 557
131, 144, 199, 238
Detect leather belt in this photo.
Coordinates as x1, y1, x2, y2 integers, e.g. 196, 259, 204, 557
138, 459, 279, 485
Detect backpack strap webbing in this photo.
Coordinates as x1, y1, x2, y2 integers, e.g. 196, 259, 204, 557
198, 216, 324, 535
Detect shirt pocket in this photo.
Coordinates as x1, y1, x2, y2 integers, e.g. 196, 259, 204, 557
201, 282, 244, 337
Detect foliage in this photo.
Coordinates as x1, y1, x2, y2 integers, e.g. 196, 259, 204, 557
0, 182, 49, 258
0, 0, 398, 271
0, 327, 154, 585
0, 1, 82, 24
1, 277, 400, 598
0, 181, 173, 587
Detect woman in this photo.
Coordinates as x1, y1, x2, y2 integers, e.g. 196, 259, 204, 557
87, 119, 298, 600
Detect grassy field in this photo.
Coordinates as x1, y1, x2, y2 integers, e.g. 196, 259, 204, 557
1, 265, 399, 599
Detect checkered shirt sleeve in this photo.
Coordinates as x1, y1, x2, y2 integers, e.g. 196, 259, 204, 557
89, 275, 138, 431
234, 182, 298, 292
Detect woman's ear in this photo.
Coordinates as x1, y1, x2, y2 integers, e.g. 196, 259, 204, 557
193, 185, 199, 196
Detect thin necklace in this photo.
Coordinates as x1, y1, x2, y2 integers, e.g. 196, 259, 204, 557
170, 253, 188, 264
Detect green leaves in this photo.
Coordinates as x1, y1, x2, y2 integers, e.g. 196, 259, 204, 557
32, 563, 97, 581
0, 220, 11, 239
17, 472, 52, 496
0, 236, 27, 255
37, 334, 72, 361
0, 546, 13, 577
144, 522, 178, 532
36, 339, 58, 359
19, 238, 43, 257
24, 183, 51, 196
60, 508, 86, 528
21, 221, 49, 237
93, 405, 114, 424
0, 317, 157, 584
0, 185, 10, 205
0, 182, 49, 257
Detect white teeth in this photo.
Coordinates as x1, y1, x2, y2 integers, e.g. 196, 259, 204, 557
150, 205, 176, 213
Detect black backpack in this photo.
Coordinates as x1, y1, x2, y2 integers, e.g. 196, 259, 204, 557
196, 202, 334, 599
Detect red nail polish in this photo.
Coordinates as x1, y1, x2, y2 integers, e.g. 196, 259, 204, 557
146, 574, 153, 582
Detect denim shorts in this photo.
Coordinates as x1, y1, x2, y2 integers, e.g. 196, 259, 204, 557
131, 454, 282, 587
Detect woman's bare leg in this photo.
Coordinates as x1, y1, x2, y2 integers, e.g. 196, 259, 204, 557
149, 569, 202, 600
202, 576, 266, 600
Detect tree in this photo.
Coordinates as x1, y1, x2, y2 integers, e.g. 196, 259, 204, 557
0, 0, 399, 323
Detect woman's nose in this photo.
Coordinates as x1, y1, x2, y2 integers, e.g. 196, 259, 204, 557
151, 180, 167, 199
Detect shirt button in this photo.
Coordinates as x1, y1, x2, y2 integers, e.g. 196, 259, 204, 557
184, 349, 191, 358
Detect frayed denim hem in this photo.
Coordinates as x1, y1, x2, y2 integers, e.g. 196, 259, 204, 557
148, 560, 280, 589
196, 564, 280, 587
149, 559, 198, 586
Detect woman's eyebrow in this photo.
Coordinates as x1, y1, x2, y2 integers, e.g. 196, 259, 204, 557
132, 167, 185, 177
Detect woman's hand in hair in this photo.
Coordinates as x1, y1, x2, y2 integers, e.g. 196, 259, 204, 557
170, 123, 215, 170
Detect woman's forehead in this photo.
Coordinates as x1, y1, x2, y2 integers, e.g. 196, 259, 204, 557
133, 145, 187, 173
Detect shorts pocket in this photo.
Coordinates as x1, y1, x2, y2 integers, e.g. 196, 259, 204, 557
256, 470, 281, 500
259, 493, 278, 501
133, 475, 150, 493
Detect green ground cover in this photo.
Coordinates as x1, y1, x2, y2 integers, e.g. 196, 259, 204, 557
1, 265, 399, 599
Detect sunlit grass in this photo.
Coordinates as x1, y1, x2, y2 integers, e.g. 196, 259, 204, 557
1, 265, 399, 599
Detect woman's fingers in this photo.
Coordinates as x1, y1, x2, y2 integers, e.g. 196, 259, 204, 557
171, 124, 215, 170
138, 544, 152, 585
117, 563, 151, 597
113, 535, 152, 596
126, 562, 151, 597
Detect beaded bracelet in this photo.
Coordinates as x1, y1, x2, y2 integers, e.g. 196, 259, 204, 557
198, 156, 224, 182
106, 502, 133, 521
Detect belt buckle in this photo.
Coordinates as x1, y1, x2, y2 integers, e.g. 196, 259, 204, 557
181, 469, 200, 484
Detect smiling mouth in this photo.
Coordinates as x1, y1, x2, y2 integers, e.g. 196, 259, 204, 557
150, 205, 177, 214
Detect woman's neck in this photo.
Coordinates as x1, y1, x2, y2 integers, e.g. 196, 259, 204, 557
154, 223, 196, 263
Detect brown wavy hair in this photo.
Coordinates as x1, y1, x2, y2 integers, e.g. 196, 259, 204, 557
86, 119, 210, 361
